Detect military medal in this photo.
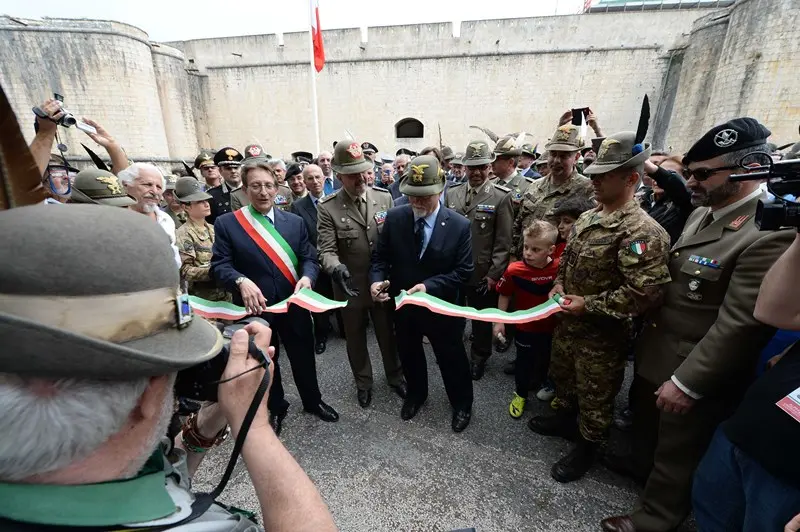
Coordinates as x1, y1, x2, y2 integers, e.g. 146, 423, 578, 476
688, 279, 701, 291
374, 211, 387, 225
688, 255, 719, 268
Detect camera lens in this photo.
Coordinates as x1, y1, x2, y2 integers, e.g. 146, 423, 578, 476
61, 114, 76, 127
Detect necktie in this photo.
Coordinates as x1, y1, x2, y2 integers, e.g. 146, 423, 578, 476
415, 218, 426, 258
466, 188, 475, 206
358, 197, 367, 221
266, 216, 274, 225
324, 178, 333, 196
698, 210, 714, 231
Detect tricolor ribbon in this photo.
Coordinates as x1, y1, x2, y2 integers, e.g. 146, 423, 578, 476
189, 288, 564, 324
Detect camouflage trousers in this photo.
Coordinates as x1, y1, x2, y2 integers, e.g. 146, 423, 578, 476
549, 315, 629, 443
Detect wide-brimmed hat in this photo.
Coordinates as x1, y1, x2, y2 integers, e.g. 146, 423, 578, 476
0, 205, 223, 378
164, 174, 178, 191
194, 150, 216, 169
69, 168, 137, 207
545, 125, 584, 153
493, 135, 522, 157
175, 176, 212, 203
48, 153, 79, 173
462, 140, 496, 166
534, 152, 549, 166
583, 132, 652, 175
399, 154, 445, 197
442, 146, 455, 161
520, 143, 538, 157
332, 140, 373, 174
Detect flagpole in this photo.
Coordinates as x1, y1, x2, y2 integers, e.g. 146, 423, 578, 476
308, 1, 321, 155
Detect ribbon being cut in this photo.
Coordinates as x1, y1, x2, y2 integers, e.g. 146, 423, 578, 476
189, 288, 565, 324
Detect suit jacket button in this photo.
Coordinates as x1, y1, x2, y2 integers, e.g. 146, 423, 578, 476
694, 270, 701, 275
673, 252, 679, 257
367, 225, 370, 230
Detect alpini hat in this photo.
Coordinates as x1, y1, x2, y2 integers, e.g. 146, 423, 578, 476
175, 176, 212, 203
399, 154, 446, 197
332, 140, 374, 174
70, 169, 136, 207
462, 140, 496, 166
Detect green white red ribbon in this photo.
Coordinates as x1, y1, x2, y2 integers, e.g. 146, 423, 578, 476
394, 290, 563, 324
188, 287, 346, 321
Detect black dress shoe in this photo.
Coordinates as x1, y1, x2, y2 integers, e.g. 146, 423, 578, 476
503, 360, 516, 375
551, 436, 599, 483
304, 401, 339, 422
494, 336, 510, 353
314, 339, 327, 355
600, 515, 637, 532
269, 409, 288, 436
390, 381, 408, 399
451, 409, 471, 433
357, 389, 372, 408
400, 400, 422, 420
527, 412, 579, 441
470, 362, 485, 381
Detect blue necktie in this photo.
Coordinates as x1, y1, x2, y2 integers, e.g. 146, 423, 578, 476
415, 218, 426, 257
324, 178, 333, 196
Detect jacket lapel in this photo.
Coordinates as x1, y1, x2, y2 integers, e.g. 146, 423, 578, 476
365, 188, 377, 226
421, 207, 449, 260
673, 198, 759, 250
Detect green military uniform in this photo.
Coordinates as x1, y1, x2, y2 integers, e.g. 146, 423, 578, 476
317, 140, 403, 396
163, 174, 187, 229
492, 135, 535, 218
511, 125, 594, 257
69, 168, 137, 207
445, 140, 514, 374
174, 177, 230, 303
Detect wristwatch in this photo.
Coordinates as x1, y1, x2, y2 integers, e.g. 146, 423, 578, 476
235, 276, 248, 287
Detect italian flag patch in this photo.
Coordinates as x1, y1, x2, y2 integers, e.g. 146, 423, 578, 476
630, 240, 647, 255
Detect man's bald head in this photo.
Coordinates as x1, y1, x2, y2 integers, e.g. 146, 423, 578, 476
303, 164, 325, 197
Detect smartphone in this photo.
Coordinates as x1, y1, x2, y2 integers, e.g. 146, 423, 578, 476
76, 121, 98, 135
571, 107, 589, 126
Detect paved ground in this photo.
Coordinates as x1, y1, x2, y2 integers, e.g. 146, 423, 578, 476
193, 324, 662, 532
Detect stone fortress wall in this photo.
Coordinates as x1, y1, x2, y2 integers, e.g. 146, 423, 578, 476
0, 0, 797, 168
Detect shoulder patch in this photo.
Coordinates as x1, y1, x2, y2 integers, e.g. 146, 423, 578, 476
449, 181, 466, 188
493, 183, 511, 193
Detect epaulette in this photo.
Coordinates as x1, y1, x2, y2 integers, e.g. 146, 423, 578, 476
448, 181, 466, 188
319, 192, 338, 204
493, 183, 511, 193
372, 185, 390, 193
524, 176, 535, 183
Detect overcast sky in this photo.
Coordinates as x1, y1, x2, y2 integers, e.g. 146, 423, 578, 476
1, 0, 588, 42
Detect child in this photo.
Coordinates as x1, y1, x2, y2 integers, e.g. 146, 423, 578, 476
493, 220, 560, 418
551, 196, 596, 258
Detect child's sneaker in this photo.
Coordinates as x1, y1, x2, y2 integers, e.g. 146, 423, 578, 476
509, 392, 526, 418
536, 385, 556, 402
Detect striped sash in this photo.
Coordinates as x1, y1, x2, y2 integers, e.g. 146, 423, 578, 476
233, 206, 299, 284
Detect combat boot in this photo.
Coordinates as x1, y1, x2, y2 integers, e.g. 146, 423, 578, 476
551, 435, 599, 483
527, 410, 578, 441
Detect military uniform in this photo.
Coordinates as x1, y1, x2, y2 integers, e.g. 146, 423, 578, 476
206, 147, 243, 224
446, 140, 514, 374
492, 135, 535, 218
511, 126, 594, 257
317, 140, 403, 400
163, 174, 187, 229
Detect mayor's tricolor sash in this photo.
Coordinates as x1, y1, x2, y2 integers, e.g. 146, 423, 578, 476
233, 206, 299, 284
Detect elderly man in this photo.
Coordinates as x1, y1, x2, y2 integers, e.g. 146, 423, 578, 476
206, 146, 244, 224
518, 143, 541, 179
318, 140, 405, 408
267, 158, 287, 184
317, 151, 341, 195
118, 162, 180, 267
286, 163, 307, 202
388, 153, 411, 199
448, 153, 466, 183
370, 155, 474, 432
212, 159, 339, 435
0, 205, 336, 532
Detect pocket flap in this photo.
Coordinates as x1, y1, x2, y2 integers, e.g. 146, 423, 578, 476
680, 261, 723, 281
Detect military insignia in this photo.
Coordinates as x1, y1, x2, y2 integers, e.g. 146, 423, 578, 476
374, 211, 387, 224
689, 254, 720, 269
468, 142, 484, 154
597, 138, 620, 160
554, 129, 571, 142
225, 148, 238, 160
629, 240, 647, 255
346, 143, 362, 158
513, 192, 522, 202
410, 164, 429, 184
247, 145, 262, 157
727, 214, 750, 230
688, 278, 701, 292
713, 129, 738, 148
687, 292, 703, 301
275, 195, 288, 204
476, 204, 496, 214
96, 176, 123, 194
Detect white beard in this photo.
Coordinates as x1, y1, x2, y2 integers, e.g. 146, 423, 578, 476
141, 202, 158, 214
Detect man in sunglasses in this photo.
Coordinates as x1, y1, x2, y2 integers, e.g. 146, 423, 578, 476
602, 118, 796, 532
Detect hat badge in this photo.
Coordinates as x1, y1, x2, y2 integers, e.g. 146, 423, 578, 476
247, 145, 262, 157
597, 138, 619, 160
97, 176, 123, 194
346, 142, 362, 159
410, 164, 428, 184
714, 129, 738, 148
225, 148, 238, 160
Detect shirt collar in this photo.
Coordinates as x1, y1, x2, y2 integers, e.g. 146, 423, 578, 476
710, 188, 763, 220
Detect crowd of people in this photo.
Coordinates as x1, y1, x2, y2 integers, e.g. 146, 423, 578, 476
3, 89, 800, 532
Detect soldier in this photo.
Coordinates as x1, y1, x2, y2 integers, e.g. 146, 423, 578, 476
529, 130, 671, 483
601, 119, 795, 532
518, 143, 541, 179
317, 140, 406, 407
493, 134, 535, 218
206, 146, 243, 224
534, 152, 550, 178
174, 177, 231, 303
232, 145, 293, 212
448, 152, 466, 183
445, 140, 514, 380
68, 168, 136, 207
162, 174, 186, 228
512, 126, 594, 258
194, 149, 220, 189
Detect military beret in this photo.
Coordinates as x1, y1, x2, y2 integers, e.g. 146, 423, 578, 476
214, 147, 244, 166
285, 163, 303, 180
684, 117, 771, 165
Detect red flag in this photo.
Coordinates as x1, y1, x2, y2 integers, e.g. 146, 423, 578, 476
583, 0, 594, 12
311, 0, 325, 72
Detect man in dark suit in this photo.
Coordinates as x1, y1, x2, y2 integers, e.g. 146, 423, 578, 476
290, 163, 334, 354
212, 159, 339, 435
370, 154, 475, 432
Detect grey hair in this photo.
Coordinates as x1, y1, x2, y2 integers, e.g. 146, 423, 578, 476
720, 143, 771, 166
117, 163, 166, 187
0, 374, 150, 481
266, 159, 286, 171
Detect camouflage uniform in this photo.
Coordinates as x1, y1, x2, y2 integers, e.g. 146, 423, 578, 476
176, 220, 230, 302
492, 135, 535, 219
550, 199, 671, 442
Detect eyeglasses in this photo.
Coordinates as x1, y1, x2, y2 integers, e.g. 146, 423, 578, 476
686, 165, 739, 182
248, 183, 277, 192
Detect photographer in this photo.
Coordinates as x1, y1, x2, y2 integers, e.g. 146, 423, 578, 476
0, 205, 337, 532
692, 232, 800, 531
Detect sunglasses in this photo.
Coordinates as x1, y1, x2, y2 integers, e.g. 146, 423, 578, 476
686, 165, 739, 182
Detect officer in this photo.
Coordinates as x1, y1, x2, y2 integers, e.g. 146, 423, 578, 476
193, 149, 220, 189
174, 177, 230, 302
445, 140, 514, 380
317, 140, 406, 407
518, 143, 541, 179
601, 119, 795, 532
68, 168, 137, 207
529, 130, 671, 483
162, 174, 186, 228
231, 145, 293, 212
512, 126, 593, 258
448, 152, 466, 183
206, 146, 243, 224
534, 152, 550, 178
492, 134, 535, 218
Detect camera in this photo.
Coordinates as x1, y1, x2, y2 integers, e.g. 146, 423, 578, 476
174, 317, 270, 402
32, 93, 97, 134
729, 152, 800, 230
